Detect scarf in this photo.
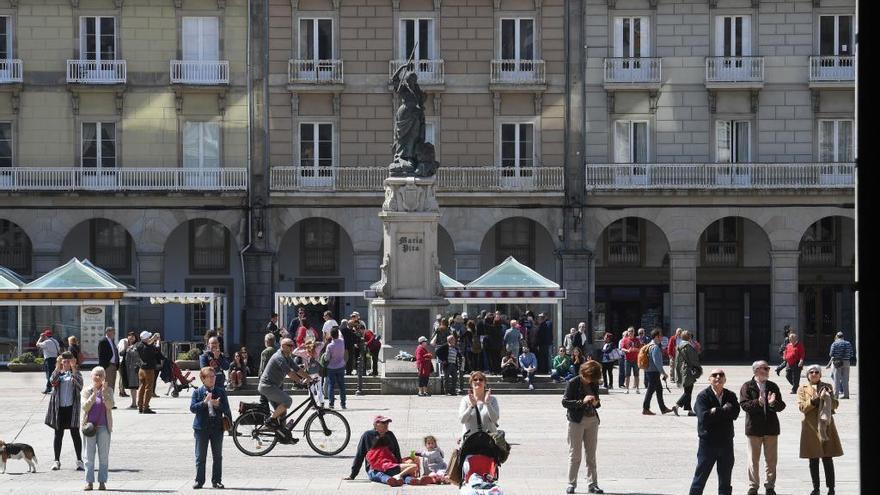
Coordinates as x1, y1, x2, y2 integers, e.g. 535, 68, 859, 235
818, 387, 834, 442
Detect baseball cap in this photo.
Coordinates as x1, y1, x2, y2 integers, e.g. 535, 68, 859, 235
461, 312, 469, 319
418, 336, 427, 343
350, 311, 360, 317
139, 331, 152, 341
373, 415, 392, 423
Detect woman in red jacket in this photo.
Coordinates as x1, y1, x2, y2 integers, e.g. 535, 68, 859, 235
415, 336, 434, 397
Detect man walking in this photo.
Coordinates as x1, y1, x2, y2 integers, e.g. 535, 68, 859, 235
621, 328, 641, 394
783, 332, 805, 394
642, 329, 672, 415
36, 329, 61, 394
97, 326, 120, 402
739, 360, 786, 495
827, 332, 854, 399
689, 368, 740, 495
667, 328, 682, 384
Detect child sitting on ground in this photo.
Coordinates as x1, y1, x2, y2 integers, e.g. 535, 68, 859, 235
416, 435, 449, 484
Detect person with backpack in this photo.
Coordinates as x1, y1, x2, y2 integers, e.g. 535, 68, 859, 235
641, 329, 672, 415
621, 329, 642, 394
672, 331, 701, 416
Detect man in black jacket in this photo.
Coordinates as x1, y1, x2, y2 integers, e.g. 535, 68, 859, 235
689, 368, 740, 495
97, 326, 120, 402
739, 360, 786, 495
435, 335, 462, 396
343, 415, 426, 486
135, 331, 162, 414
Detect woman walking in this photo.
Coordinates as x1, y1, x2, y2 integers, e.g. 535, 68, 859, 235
190, 366, 232, 489
45, 351, 84, 471
81, 366, 114, 491
599, 332, 617, 390
122, 332, 140, 408
798, 364, 843, 495
562, 361, 604, 494
672, 330, 700, 416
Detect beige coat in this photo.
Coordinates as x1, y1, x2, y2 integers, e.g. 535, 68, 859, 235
797, 381, 842, 459
80, 385, 115, 433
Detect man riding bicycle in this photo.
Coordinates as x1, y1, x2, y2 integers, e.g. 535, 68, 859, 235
258, 338, 311, 437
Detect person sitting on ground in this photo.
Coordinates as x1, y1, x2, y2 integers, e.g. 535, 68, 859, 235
551, 346, 573, 383
345, 415, 430, 486
416, 434, 449, 484
518, 346, 538, 390
366, 434, 423, 487
500, 351, 520, 382
227, 352, 247, 391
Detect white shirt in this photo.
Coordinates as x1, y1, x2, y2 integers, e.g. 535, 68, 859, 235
322, 319, 338, 337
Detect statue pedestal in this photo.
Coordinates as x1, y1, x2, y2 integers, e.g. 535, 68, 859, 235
369, 176, 447, 376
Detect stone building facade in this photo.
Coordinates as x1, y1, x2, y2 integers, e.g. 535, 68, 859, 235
0, 0, 855, 361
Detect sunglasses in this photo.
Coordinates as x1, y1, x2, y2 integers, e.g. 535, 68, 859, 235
808, 370, 821, 374
758, 366, 770, 370
471, 378, 485, 383
710, 373, 725, 378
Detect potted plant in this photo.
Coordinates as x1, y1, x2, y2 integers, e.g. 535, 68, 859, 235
175, 348, 202, 370
8, 352, 44, 372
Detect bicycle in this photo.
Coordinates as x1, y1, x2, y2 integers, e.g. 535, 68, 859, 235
232, 378, 351, 457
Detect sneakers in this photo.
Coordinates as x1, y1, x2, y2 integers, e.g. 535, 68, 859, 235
84, 483, 93, 491
566, 485, 576, 494
588, 484, 604, 494
51, 460, 60, 470
625, 388, 630, 394
635, 388, 640, 394
76, 460, 85, 471
528, 384, 534, 390
417, 392, 426, 397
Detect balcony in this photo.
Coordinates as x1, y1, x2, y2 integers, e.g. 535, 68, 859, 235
0, 167, 247, 192
489, 59, 546, 90
270, 166, 564, 193
288, 59, 344, 90
66, 60, 126, 84
608, 242, 640, 266
800, 241, 837, 266
603, 57, 662, 90
809, 56, 855, 88
0, 59, 23, 84
388, 59, 444, 87
704, 242, 738, 266
584, 163, 855, 190
705, 56, 764, 89
170, 60, 229, 85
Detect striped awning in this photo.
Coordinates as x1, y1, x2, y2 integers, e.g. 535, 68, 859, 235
278, 296, 330, 306
149, 295, 214, 305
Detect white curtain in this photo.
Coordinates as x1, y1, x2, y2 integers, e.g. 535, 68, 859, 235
715, 120, 731, 163
614, 121, 631, 163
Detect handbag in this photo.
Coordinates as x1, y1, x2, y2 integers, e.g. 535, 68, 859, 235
82, 422, 97, 437
474, 403, 510, 465
832, 358, 843, 368
222, 416, 233, 432
447, 447, 462, 485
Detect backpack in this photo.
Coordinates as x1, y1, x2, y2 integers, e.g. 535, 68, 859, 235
637, 343, 653, 370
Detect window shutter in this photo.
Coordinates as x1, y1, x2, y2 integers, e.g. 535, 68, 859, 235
714, 16, 725, 56
183, 122, 200, 168
614, 121, 631, 164
716, 120, 731, 163
640, 17, 650, 57
838, 120, 853, 162
741, 16, 751, 56
613, 18, 624, 58
182, 18, 199, 60
202, 17, 220, 61
633, 122, 648, 163
203, 122, 220, 168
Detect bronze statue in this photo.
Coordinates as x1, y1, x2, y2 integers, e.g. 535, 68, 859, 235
389, 58, 439, 178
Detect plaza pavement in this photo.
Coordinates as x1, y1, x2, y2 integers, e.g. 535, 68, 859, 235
0, 365, 860, 495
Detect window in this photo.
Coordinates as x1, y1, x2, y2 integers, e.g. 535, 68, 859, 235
300, 123, 333, 168
500, 18, 534, 61
300, 18, 333, 60
0, 16, 12, 59
301, 218, 338, 274
703, 218, 739, 266
715, 120, 750, 163
400, 18, 434, 60
81, 122, 116, 168
190, 285, 226, 340
614, 17, 650, 58
819, 15, 853, 56
80, 17, 116, 61
182, 17, 219, 61
819, 120, 853, 162
424, 121, 436, 146
0, 123, 11, 167
500, 123, 534, 173
189, 220, 229, 274
715, 15, 751, 57
184, 122, 220, 169
614, 121, 648, 164
607, 218, 640, 266
0, 220, 31, 274
800, 218, 837, 266
90, 219, 130, 274
496, 218, 534, 267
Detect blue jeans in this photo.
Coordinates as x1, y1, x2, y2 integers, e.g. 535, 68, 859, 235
368, 466, 414, 485
43, 357, 57, 392
194, 428, 223, 485
689, 440, 734, 495
327, 366, 346, 407
84, 426, 110, 484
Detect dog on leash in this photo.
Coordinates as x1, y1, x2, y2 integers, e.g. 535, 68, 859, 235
0, 440, 38, 473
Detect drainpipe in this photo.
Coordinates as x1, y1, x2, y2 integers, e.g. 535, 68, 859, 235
238, 0, 254, 352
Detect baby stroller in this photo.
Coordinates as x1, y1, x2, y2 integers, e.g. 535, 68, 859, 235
456, 431, 503, 495
160, 359, 196, 397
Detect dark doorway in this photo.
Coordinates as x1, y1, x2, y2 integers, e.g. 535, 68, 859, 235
800, 285, 853, 360
595, 286, 665, 341
699, 285, 770, 361
293, 281, 341, 328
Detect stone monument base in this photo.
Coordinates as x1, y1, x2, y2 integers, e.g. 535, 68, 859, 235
369, 298, 448, 377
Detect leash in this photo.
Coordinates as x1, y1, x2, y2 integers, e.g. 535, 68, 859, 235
10, 393, 48, 443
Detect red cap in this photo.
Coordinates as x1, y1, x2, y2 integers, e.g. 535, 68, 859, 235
372, 415, 392, 424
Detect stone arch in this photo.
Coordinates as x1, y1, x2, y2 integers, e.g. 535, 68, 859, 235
593, 216, 670, 268
798, 215, 855, 268
478, 216, 557, 279
60, 217, 138, 276
437, 224, 455, 276
442, 208, 561, 253
0, 218, 34, 275
273, 207, 381, 253
695, 215, 772, 267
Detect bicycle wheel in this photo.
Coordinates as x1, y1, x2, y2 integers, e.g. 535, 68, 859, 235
232, 410, 279, 456
303, 409, 350, 456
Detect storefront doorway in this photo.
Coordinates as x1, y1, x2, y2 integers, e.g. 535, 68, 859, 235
698, 285, 770, 361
